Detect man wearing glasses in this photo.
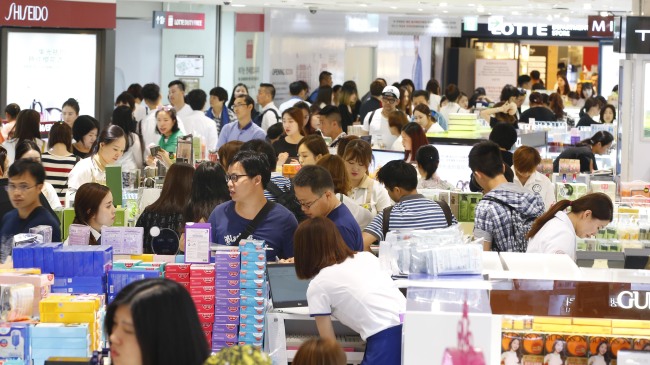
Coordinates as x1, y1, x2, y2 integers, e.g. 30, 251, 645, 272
293, 165, 363, 252
362, 86, 401, 149
0, 160, 61, 261
217, 95, 266, 149
208, 151, 297, 261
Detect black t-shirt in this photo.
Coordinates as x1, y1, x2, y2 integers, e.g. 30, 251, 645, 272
576, 114, 599, 127
519, 106, 557, 124
553, 146, 597, 173
338, 104, 356, 133
72, 146, 90, 159
272, 136, 300, 159
135, 209, 184, 254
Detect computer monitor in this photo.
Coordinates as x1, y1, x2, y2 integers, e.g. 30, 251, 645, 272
370, 149, 405, 173
267, 263, 311, 309
623, 248, 650, 270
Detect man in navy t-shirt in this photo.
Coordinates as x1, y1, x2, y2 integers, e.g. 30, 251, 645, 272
293, 165, 363, 252
208, 150, 297, 261
0, 160, 61, 263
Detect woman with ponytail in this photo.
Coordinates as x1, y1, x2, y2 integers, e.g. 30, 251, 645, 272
552, 131, 614, 173
526, 192, 613, 260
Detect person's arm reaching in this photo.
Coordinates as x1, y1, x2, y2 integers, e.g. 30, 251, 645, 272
314, 316, 336, 340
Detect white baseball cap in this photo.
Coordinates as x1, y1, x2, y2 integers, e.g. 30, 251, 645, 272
382, 86, 400, 100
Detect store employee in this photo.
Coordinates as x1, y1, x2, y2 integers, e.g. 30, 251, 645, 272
294, 217, 405, 365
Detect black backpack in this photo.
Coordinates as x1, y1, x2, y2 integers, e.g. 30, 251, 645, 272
253, 108, 281, 128
266, 181, 307, 222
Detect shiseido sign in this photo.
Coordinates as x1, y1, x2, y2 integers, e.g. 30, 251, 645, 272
0, 0, 115, 29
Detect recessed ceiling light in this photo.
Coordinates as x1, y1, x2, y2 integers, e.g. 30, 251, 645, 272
418, 8, 423, 11
583, 3, 591, 9
476, 5, 485, 12
440, 2, 448, 7
468, 3, 475, 6
389, 6, 397, 9
442, 10, 448, 13
359, 3, 367, 7
231, 4, 246, 7
600, 11, 608, 16
511, 11, 519, 15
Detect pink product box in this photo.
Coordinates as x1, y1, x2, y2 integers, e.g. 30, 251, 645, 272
214, 314, 240, 325
215, 303, 240, 315
239, 322, 264, 333
240, 270, 265, 281
215, 289, 240, 298
190, 277, 215, 286
192, 295, 215, 305
238, 331, 263, 343
240, 288, 265, 298
215, 261, 241, 271
215, 297, 240, 307
240, 260, 266, 271
240, 296, 265, 307
197, 311, 215, 324
195, 303, 215, 314
215, 270, 240, 281
165, 272, 190, 281
239, 278, 265, 289
239, 306, 265, 315
213, 331, 239, 342
190, 264, 215, 278
240, 251, 265, 261
190, 286, 215, 296
239, 313, 264, 325
165, 263, 191, 273
213, 323, 239, 334
214, 251, 240, 263
215, 279, 240, 289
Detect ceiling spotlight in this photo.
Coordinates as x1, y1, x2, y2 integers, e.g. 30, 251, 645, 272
583, 3, 592, 10
440, 2, 448, 7
599, 11, 609, 17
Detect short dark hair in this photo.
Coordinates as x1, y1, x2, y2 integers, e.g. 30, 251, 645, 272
319, 71, 332, 82
376, 160, 417, 191
186, 89, 207, 111
369, 80, 385, 97
232, 150, 271, 187
320, 105, 341, 125
47, 122, 73, 151
127, 83, 143, 100
293, 165, 335, 195
289, 81, 303, 96
105, 278, 210, 365
469, 141, 504, 178
489, 122, 518, 150
72, 183, 111, 245
141, 83, 161, 103
111, 106, 137, 153
293, 217, 354, 279
298, 80, 310, 93
517, 74, 532, 87
168, 80, 186, 92
8, 158, 45, 185
62, 98, 80, 114
115, 91, 135, 110
4, 103, 20, 119
236, 94, 255, 109
240, 139, 278, 171
15, 140, 40, 161
530, 70, 541, 79
72, 115, 100, 142
412, 90, 430, 100
266, 123, 284, 141
209, 86, 228, 102
531, 83, 546, 91
297, 135, 329, 158
444, 84, 460, 102
259, 83, 276, 99
426, 79, 441, 95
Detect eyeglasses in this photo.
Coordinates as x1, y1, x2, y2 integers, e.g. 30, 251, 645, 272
225, 174, 248, 183
382, 97, 397, 104
233, 103, 248, 109
296, 193, 324, 209
6, 184, 38, 193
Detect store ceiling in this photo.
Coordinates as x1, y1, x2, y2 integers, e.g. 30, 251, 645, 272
122, 0, 635, 20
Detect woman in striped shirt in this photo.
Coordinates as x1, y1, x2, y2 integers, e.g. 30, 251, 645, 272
42, 123, 78, 207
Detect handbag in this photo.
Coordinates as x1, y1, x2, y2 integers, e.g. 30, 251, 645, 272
441, 299, 486, 365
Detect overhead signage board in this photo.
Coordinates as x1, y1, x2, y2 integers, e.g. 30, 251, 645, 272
153, 11, 205, 30
588, 15, 615, 38
462, 23, 591, 41
616, 16, 650, 54
388, 17, 461, 37
0, 0, 116, 29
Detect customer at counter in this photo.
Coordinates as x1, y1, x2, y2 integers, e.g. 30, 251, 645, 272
513, 146, 555, 211
526, 193, 613, 261
297, 134, 329, 166
70, 183, 115, 245
342, 139, 391, 215
294, 217, 405, 365
416, 145, 453, 190
552, 131, 614, 173
400, 122, 428, 164
519, 92, 557, 124
576, 98, 602, 127
362, 86, 402, 149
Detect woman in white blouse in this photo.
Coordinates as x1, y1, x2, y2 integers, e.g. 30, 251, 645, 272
413, 104, 444, 133
66, 125, 126, 205
527, 193, 613, 261
111, 106, 144, 171
342, 139, 391, 215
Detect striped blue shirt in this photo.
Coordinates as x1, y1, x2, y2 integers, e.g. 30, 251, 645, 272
264, 174, 292, 202
364, 194, 455, 241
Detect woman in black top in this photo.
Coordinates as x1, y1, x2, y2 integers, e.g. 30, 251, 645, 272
72, 116, 100, 159
576, 98, 602, 127
519, 92, 557, 124
136, 162, 194, 253
273, 107, 306, 167
338, 83, 359, 132
552, 131, 614, 173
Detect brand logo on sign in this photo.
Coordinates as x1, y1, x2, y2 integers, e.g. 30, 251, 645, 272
4, 2, 48, 21
636, 30, 650, 42
616, 290, 650, 309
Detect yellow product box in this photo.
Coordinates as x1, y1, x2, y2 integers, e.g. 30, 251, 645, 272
534, 316, 572, 325
0, 268, 41, 274
40, 295, 102, 314
532, 323, 569, 332
572, 318, 612, 327
612, 319, 650, 329
570, 325, 612, 335
612, 328, 650, 336
41, 312, 97, 324
130, 254, 154, 262
502, 317, 514, 330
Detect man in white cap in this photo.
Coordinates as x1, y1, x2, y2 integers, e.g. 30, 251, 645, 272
362, 85, 401, 149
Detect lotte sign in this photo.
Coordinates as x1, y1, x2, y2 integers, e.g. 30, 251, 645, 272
0, 0, 116, 29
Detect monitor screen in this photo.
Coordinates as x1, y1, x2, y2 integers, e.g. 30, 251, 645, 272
267, 264, 311, 308
370, 149, 405, 173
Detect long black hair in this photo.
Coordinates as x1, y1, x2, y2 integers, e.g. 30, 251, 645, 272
111, 105, 143, 155
416, 145, 440, 180
105, 278, 209, 365
577, 131, 614, 148
184, 161, 230, 223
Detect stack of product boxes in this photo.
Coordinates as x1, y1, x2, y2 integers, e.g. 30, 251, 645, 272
0, 323, 31, 365
238, 240, 267, 349
39, 294, 103, 355
32, 323, 90, 365
107, 260, 165, 303
190, 264, 217, 347
164, 263, 191, 291
212, 250, 241, 352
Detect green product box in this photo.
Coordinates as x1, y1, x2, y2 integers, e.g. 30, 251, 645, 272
114, 207, 126, 227
450, 192, 483, 222
62, 208, 76, 240
106, 165, 123, 207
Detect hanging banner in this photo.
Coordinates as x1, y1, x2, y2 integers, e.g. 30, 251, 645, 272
233, 14, 264, 96
153, 11, 205, 30
0, 0, 116, 29
388, 17, 461, 37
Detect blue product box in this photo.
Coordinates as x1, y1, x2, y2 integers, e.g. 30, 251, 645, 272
238, 240, 265, 252
237, 331, 263, 343
238, 340, 263, 349
239, 306, 265, 316
53, 249, 65, 278
32, 348, 88, 358
73, 250, 84, 277
31, 323, 89, 338
33, 245, 44, 270
240, 260, 266, 271
239, 313, 265, 326
239, 278, 266, 289
0, 323, 30, 363
42, 243, 62, 274
108, 270, 160, 298
54, 276, 105, 287
92, 246, 113, 276
62, 250, 74, 277
239, 296, 265, 307
240, 288, 266, 298
52, 284, 105, 294
239, 270, 265, 281
239, 250, 266, 262
239, 322, 264, 334
31, 337, 88, 349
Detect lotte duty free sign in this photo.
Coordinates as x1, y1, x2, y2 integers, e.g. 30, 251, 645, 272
153, 11, 205, 30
